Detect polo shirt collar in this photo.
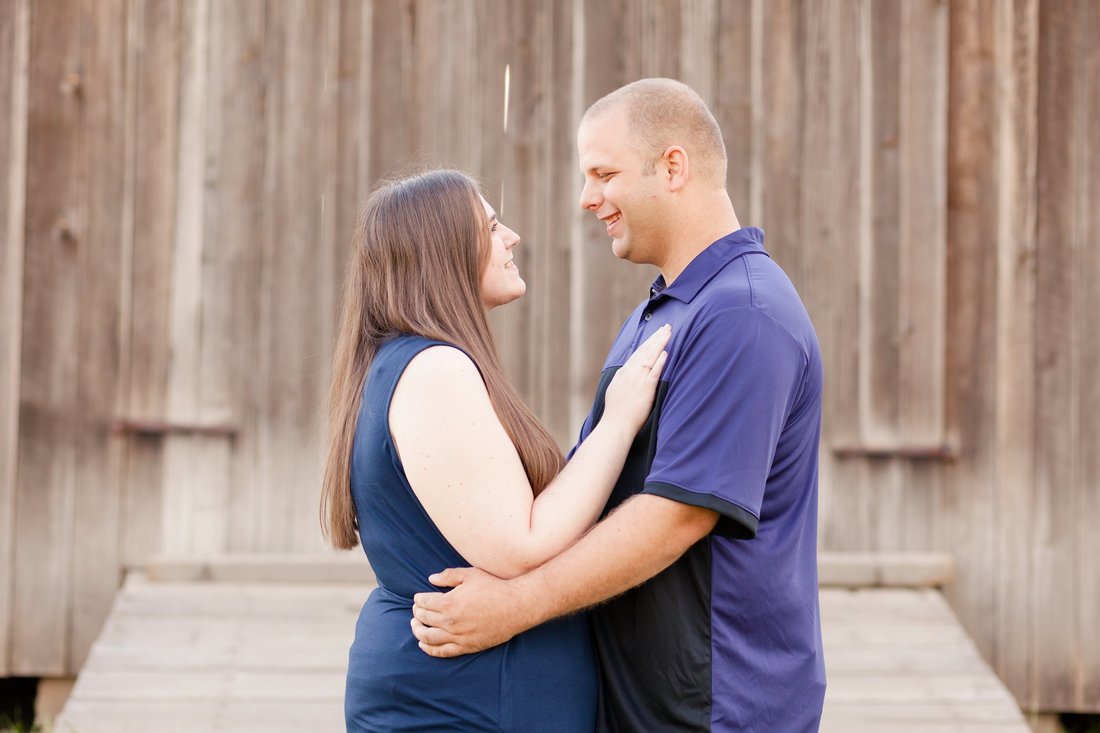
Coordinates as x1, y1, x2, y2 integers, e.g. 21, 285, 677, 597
649, 226, 767, 303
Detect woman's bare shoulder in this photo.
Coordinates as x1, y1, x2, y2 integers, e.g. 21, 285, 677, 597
400, 344, 482, 389
391, 344, 494, 426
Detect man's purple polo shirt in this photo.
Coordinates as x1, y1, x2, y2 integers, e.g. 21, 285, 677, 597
574, 227, 826, 732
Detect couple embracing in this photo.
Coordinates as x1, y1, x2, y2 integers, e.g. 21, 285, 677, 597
322, 79, 826, 733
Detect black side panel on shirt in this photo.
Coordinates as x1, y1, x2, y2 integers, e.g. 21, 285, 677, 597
593, 541, 712, 732
589, 367, 713, 732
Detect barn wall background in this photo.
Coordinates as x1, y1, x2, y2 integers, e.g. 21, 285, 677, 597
0, 0, 1096, 715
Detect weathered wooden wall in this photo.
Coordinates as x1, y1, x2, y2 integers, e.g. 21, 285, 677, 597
0, 0, 1096, 715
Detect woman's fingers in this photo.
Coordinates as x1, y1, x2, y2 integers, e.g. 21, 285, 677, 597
647, 349, 668, 381
627, 324, 671, 368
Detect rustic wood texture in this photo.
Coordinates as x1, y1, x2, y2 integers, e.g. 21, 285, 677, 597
120, 0, 182, 570
220, 0, 276, 554
490, 0, 577, 444
0, 0, 29, 679
255, 0, 341, 554
160, 0, 229, 557
0, 0, 1097, 713
990, 0, 1039, 709
1032, 0, 1097, 711
819, 589, 1030, 732
12, 0, 86, 676
1076, 0, 1100, 708
943, 0, 1001, 673
54, 573, 1029, 733
68, 0, 131, 673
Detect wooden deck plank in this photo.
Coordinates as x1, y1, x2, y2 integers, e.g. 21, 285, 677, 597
57, 700, 344, 733
57, 577, 1029, 732
71, 670, 346, 702
144, 550, 949, 587
820, 589, 1028, 732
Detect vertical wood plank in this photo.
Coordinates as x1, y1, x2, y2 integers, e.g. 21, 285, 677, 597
160, 0, 221, 555
678, 0, 716, 103
311, 0, 342, 552
68, 0, 130, 672
494, 0, 537, 426
252, 0, 280, 553
482, 0, 528, 402
820, 0, 868, 551
504, 0, 575, 445
992, 0, 1039, 708
759, 0, 803, 280
1032, 0, 1081, 710
894, 0, 948, 555
366, 0, 416, 181
0, 0, 30, 678
332, 0, 373, 295
120, 0, 181, 568
897, 0, 948, 444
798, 0, 839, 546
860, 0, 900, 443
191, 0, 266, 556
12, 0, 84, 675
545, 0, 581, 445
203, 0, 266, 553
618, 1, 676, 83
315, 0, 373, 547
253, 0, 339, 552
1076, 0, 1100, 708
942, 0, 1001, 664
861, 0, 906, 551
409, 0, 444, 166
900, 461, 938, 551
713, 0, 753, 216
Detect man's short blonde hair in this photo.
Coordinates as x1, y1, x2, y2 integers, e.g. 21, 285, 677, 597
583, 78, 727, 185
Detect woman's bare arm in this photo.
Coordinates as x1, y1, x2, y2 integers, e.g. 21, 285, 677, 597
389, 328, 668, 579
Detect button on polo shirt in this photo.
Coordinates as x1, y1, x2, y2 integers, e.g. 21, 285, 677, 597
574, 227, 826, 732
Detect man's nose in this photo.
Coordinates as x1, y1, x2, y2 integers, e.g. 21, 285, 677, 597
579, 181, 601, 212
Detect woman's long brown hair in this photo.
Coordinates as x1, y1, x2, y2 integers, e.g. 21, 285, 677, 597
321, 170, 565, 549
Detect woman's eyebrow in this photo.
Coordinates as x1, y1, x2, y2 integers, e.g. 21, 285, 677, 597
488, 214, 498, 224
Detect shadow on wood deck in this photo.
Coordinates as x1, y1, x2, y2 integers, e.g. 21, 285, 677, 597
54, 553, 1030, 732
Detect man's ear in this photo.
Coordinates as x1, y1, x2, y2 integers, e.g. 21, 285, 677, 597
664, 146, 689, 192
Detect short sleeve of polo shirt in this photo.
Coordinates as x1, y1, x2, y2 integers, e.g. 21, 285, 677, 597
643, 306, 807, 539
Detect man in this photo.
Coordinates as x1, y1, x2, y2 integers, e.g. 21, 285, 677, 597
412, 78, 826, 732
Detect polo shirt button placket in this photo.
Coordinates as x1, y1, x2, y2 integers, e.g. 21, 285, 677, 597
644, 312, 652, 321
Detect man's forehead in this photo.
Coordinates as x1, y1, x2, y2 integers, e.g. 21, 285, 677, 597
577, 108, 632, 166
579, 105, 627, 139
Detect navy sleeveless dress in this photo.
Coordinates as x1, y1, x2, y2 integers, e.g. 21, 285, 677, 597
344, 335, 597, 732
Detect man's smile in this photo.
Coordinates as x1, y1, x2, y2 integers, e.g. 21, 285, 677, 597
600, 211, 623, 235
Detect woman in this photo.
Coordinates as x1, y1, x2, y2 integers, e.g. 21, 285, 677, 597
321, 170, 669, 732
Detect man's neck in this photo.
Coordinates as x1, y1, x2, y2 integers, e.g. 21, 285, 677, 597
659, 196, 741, 285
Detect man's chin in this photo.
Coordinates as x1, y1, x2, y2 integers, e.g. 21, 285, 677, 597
610, 237, 631, 260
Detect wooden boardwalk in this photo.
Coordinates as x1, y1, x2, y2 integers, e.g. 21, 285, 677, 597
55, 558, 1030, 732
820, 589, 1030, 732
